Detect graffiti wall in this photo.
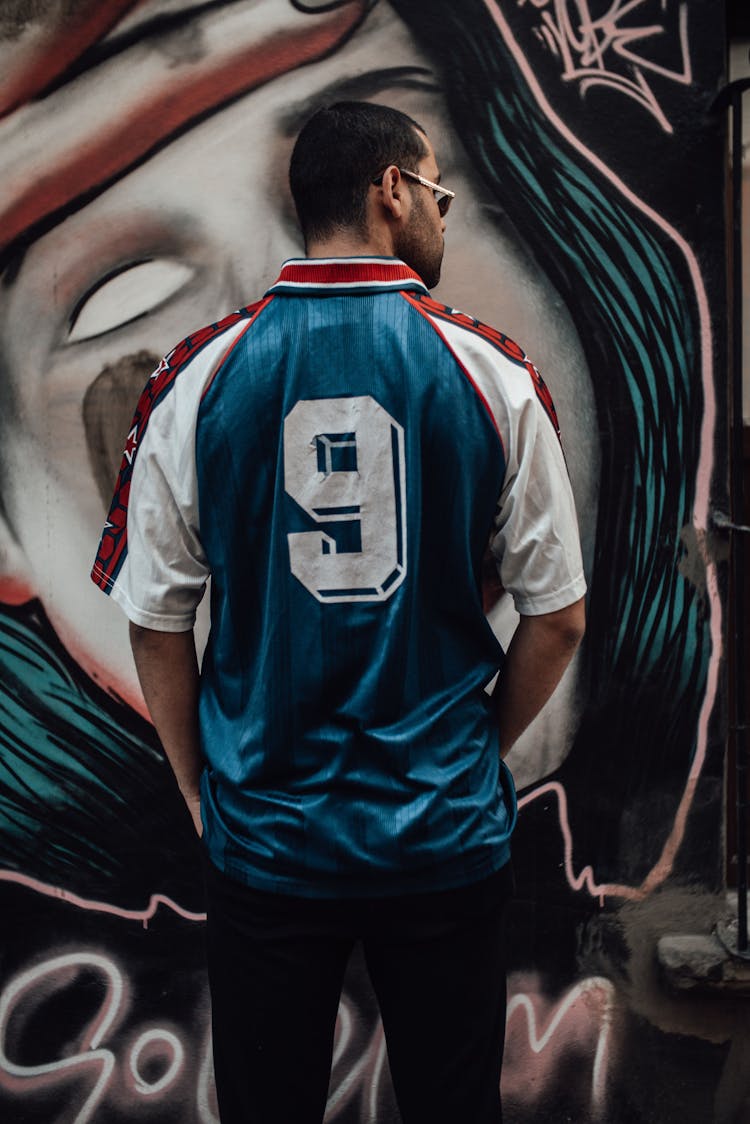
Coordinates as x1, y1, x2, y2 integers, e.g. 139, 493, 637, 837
0, 1, 730, 1121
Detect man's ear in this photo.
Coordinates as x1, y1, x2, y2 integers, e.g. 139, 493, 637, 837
379, 165, 406, 221
0, 510, 36, 604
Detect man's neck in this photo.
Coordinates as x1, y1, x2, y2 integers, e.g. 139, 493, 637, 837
305, 228, 396, 260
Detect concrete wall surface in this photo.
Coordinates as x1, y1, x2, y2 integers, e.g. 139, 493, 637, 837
0, 2, 735, 1122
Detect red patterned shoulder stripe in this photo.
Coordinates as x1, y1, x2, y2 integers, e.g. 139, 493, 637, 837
407, 292, 561, 440
401, 291, 505, 457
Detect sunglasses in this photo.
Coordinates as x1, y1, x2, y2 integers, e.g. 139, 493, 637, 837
372, 168, 455, 217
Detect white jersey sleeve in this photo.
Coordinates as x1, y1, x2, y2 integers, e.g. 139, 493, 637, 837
103, 320, 249, 630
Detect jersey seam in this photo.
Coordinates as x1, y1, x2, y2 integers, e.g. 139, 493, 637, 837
405, 292, 561, 441
400, 290, 507, 462
200, 294, 275, 400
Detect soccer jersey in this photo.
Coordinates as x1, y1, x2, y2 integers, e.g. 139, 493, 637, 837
92, 257, 586, 897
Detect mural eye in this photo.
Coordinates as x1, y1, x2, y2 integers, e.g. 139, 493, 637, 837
68, 259, 194, 343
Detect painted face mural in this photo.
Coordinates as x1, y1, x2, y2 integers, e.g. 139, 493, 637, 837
0, 2, 731, 1122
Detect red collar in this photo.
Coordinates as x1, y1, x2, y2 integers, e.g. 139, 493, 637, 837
266, 257, 428, 294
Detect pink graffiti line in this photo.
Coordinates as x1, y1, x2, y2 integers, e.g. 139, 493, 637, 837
518, 780, 690, 902
488, 0, 721, 902
0, 868, 205, 926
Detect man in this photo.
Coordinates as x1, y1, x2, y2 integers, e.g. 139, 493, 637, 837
92, 101, 585, 1124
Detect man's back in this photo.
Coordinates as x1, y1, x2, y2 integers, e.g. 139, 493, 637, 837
199, 260, 511, 896
95, 257, 581, 897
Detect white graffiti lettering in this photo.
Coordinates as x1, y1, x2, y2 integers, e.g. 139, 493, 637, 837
0, 950, 216, 1123
128, 1029, 184, 1096
326, 1000, 388, 1121
0, 950, 616, 1120
197, 1027, 221, 1124
503, 973, 616, 1113
0, 952, 121, 1123
517, 0, 691, 132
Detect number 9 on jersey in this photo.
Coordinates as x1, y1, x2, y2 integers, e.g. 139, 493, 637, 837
283, 395, 407, 603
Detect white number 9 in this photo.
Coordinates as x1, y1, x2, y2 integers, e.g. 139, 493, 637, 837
283, 396, 407, 603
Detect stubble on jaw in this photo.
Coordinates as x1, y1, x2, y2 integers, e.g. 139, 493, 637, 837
395, 186, 444, 290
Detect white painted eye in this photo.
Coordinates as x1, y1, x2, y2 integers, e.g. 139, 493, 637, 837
68, 259, 194, 342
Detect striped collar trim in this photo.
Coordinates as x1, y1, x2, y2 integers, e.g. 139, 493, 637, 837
266, 257, 429, 294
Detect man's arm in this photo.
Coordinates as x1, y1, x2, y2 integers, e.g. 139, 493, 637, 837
129, 622, 203, 835
491, 597, 586, 758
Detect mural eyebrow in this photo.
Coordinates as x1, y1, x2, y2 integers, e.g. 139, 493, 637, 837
278, 66, 441, 135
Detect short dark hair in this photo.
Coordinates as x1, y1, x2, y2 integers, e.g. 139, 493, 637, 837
289, 101, 428, 246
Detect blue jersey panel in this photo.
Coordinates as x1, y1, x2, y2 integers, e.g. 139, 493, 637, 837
195, 281, 514, 896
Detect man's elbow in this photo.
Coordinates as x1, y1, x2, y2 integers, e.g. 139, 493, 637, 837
128, 620, 168, 657
554, 596, 586, 651
529, 596, 585, 654
129, 620, 150, 649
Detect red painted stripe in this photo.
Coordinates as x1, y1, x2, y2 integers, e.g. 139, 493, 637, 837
0, 0, 143, 120
1, 4, 369, 256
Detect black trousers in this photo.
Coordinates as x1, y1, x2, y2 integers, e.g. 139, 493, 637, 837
204, 859, 513, 1124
